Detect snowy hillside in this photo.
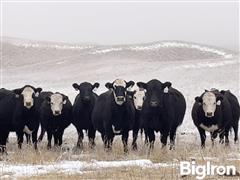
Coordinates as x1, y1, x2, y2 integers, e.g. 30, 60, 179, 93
1, 37, 239, 134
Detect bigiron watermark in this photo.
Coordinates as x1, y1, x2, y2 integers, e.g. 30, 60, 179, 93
180, 161, 236, 179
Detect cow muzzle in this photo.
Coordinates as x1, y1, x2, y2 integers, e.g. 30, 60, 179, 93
150, 101, 159, 107
206, 112, 214, 117
53, 110, 61, 116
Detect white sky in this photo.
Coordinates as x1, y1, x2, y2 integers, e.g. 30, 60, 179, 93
2, 1, 239, 51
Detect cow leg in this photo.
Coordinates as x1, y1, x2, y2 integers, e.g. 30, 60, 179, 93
0, 130, 9, 154
77, 129, 84, 149
160, 129, 169, 149
38, 126, 46, 142
197, 127, 206, 148
224, 127, 230, 146
144, 129, 149, 144
25, 133, 31, 144
147, 128, 155, 150
122, 130, 129, 153
17, 131, 24, 149
233, 122, 239, 144
103, 133, 114, 152
169, 125, 177, 150
210, 132, 215, 147
53, 132, 59, 147
47, 131, 52, 149
88, 127, 96, 149
132, 128, 139, 151
219, 130, 225, 144
32, 130, 38, 150
58, 129, 64, 146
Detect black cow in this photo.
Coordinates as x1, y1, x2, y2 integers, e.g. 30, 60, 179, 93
0, 85, 42, 152
72, 82, 99, 149
220, 90, 239, 143
137, 79, 186, 150
92, 79, 135, 153
39, 92, 72, 149
192, 89, 233, 147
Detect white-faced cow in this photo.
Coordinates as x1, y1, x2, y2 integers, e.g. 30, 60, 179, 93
127, 84, 146, 150
0, 85, 42, 152
39, 92, 72, 149
192, 89, 234, 147
92, 79, 135, 153
137, 79, 186, 150
72, 82, 99, 149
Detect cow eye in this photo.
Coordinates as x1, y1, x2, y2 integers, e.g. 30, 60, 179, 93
203, 102, 206, 105
134, 96, 137, 99
214, 102, 216, 105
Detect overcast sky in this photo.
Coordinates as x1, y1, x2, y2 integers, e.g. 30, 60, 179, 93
2, 2, 239, 51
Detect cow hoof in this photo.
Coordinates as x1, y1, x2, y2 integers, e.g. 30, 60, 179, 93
132, 144, 138, 151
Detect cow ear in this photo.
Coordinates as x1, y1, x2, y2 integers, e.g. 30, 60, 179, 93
216, 96, 223, 106
92, 82, 100, 90
35, 88, 42, 97
205, 89, 209, 92
13, 88, 23, 95
63, 96, 68, 104
220, 90, 226, 95
163, 82, 171, 93
137, 82, 147, 89
195, 96, 202, 105
105, 82, 113, 89
72, 83, 80, 91
126, 81, 135, 88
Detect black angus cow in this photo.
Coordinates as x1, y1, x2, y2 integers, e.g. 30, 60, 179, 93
220, 90, 240, 143
0, 85, 42, 152
127, 85, 146, 150
192, 89, 233, 147
92, 79, 135, 153
72, 82, 99, 149
39, 92, 72, 149
137, 79, 186, 150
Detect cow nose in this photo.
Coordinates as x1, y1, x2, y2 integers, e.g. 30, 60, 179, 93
207, 112, 213, 117
55, 110, 60, 115
26, 102, 31, 106
150, 101, 158, 107
117, 96, 125, 102
137, 106, 142, 110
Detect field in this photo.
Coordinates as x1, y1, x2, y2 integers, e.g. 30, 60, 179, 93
0, 37, 239, 179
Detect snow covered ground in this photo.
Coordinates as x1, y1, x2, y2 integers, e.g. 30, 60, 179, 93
0, 37, 239, 178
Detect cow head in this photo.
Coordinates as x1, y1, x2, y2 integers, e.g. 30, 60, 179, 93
46, 93, 68, 116
72, 82, 99, 102
105, 79, 134, 105
195, 90, 223, 118
137, 79, 171, 108
127, 88, 145, 110
13, 85, 42, 109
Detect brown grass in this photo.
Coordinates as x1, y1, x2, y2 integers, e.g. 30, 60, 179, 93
1, 132, 240, 180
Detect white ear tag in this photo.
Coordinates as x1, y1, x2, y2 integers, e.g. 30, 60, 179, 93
15, 94, 20, 98
35, 92, 40, 97
63, 99, 67, 104
216, 100, 221, 106
164, 87, 169, 93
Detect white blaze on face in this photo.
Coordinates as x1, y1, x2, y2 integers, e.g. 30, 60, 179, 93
21, 87, 34, 109
202, 92, 217, 117
113, 79, 127, 105
133, 89, 145, 110
50, 94, 65, 116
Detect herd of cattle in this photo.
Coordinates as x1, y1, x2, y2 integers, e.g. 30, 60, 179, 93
0, 79, 239, 153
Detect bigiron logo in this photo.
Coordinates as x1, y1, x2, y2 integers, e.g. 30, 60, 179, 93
180, 161, 236, 179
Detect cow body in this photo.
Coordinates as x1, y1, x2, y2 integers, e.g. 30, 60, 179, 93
192, 90, 233, 147
92, 79, 135, 152
138, 79, 186, 150
72, 82, 99, 149
39, 93, 72, 149
0, 86, 42, 152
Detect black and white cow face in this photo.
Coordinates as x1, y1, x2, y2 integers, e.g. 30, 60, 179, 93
72, 82, 99, 102
13, 85, 42, 109
105, 79, 134, 105
195, 91, 223, 118
127, 85, 146, 110
46, 93, 67, 116
137, 80, 171, 108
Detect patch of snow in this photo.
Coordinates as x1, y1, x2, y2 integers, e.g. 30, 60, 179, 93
129, 42, 233, 59
91, 47, 123, 54
0, 159, 177, 177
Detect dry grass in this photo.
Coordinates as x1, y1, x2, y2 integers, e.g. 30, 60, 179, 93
1, 132, 240, 180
